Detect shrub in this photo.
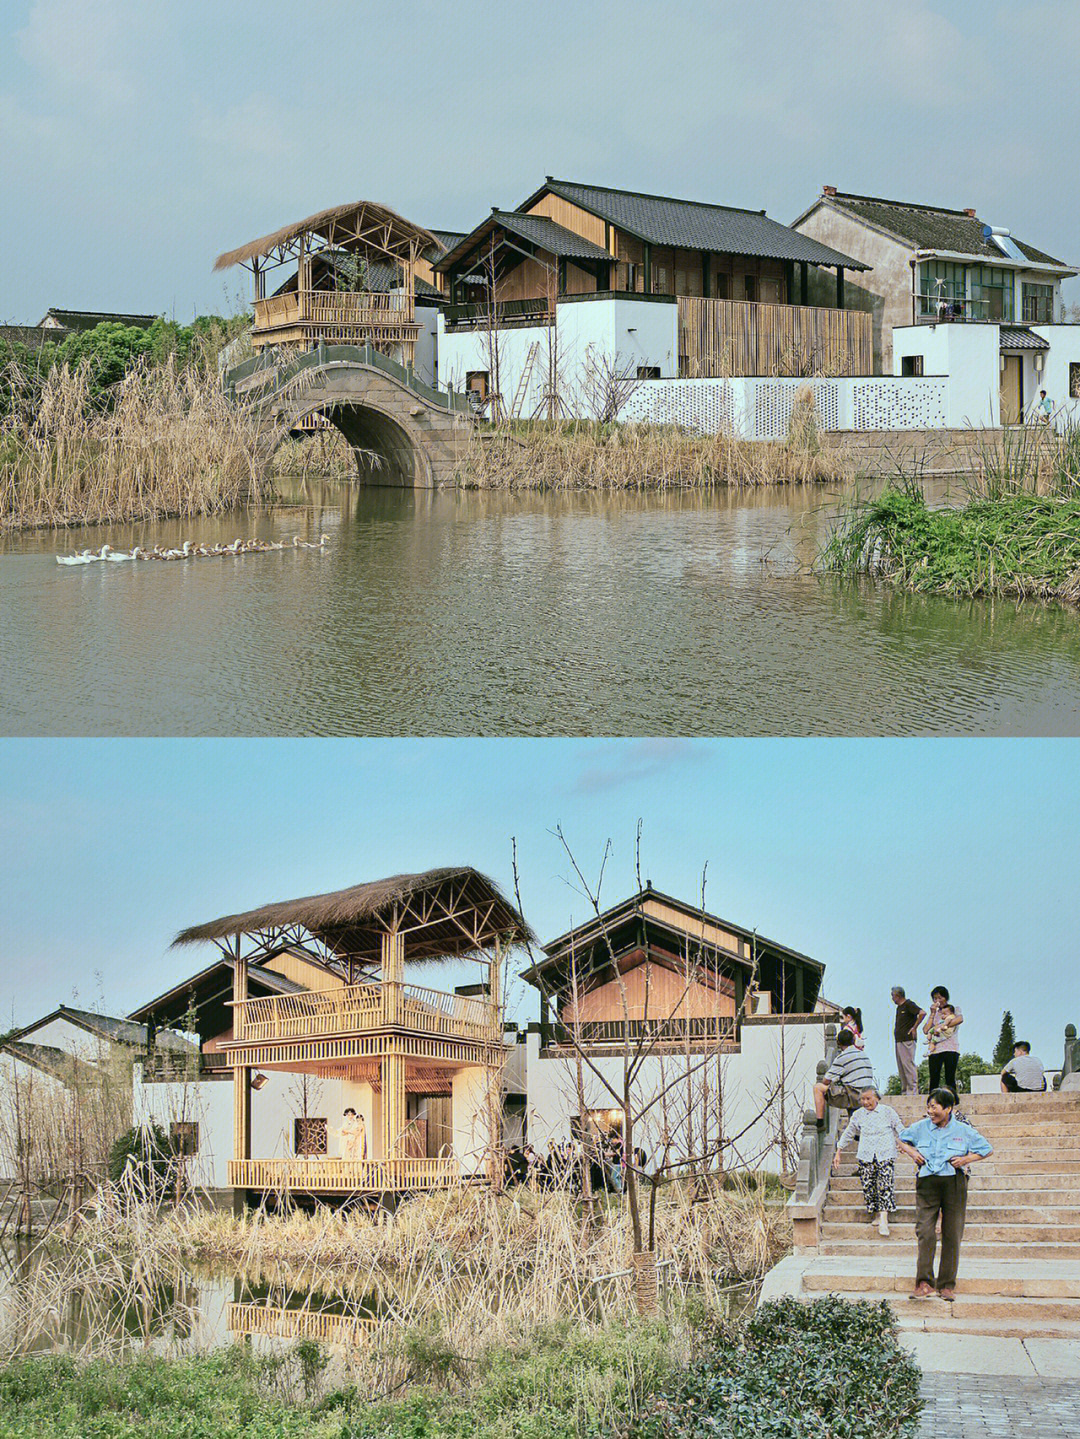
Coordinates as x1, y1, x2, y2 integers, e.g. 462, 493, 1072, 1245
634, 1296, 922, 1439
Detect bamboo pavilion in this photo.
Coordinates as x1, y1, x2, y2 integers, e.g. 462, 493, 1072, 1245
170, 867, 532, 1202
214, 201, 439, 363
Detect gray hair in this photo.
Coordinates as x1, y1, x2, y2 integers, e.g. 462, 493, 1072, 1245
859, 1086, 881, 1098
891, 986, 905, 998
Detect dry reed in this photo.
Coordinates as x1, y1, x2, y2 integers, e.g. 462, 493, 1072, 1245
3, 1178, 788, 1386
0, 357, 271, 531
453, 422, 853, 491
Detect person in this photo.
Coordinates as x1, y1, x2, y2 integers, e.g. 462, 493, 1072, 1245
926, 1003, 960, 1058
1037, 390, 1053, 425
1001, 1041, 1047, 1093
892, 987, 926, 1095
813, 1030, 877, 1126
840, 1006, 865, 1049
898, 1088, 992, 1301
923, 987, 963, 1095
832, 1087, 903, 1236
337, 1108, 367, 1161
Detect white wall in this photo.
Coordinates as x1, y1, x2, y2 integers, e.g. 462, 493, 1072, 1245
413, 302, 440, 387
1031, 325, 1080, 427
450, 1065, 492, 1175
436, 320, 553, 418
523, 1017, 830, 1175
892, 323, 1001, 427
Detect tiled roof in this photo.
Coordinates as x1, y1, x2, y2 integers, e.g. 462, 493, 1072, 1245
1, 1040, 90, 1083
38, 309, 159, 331
494, 211, 612, 261
0, 325, 62, 348
429, 230, 467, 253
999, 325, 1050, 351
819, 192, 1068, 268
536, 180, 869, 269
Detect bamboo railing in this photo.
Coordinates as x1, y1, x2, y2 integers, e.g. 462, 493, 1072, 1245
227, 1303, 377, 1344
254, 289, 414, 331
233, 981, 497, 1045
678, 296, 872, 378
546, 1016, 738, 1049
228, 1155, 459, 1192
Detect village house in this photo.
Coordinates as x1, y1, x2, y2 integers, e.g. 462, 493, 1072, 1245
793, 188, 1080, 423
520, 883, 835, 1175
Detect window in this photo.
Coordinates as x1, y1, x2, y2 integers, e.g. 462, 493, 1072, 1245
919, 260, 966, 316
901, 355, 924, 376
969, 265, 1013, 322
170, 1121, 198, 1155
1070, 363, 1080, 400
294, 1117, 327, 1155
744, 275, 758, 303
1022, 283, 1054, 324
636, 366, 660, 380
713, 271, 729, 301
465, 371, 489, 400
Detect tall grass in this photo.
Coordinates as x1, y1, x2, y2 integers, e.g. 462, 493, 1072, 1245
0, 357, 271, 531
453, 420, 854, 491
821, 421, 1080, 602
3, 1180, 787, 1390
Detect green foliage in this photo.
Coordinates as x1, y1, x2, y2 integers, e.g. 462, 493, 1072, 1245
635, 1296, 922, 1439
56, 322, 154, 393
107, 1122, 174, 1197
821, 482, 1080, 601
993, 1011, 1017, 1069
885, 1052, 997, 1097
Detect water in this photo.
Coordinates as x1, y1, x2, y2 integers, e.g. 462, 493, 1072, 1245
3, 479, 1080, 735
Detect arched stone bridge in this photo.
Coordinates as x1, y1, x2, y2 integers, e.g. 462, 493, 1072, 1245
225, 345, 475, 487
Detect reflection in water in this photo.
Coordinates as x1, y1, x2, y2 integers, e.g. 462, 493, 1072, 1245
3, 478, 1080, 735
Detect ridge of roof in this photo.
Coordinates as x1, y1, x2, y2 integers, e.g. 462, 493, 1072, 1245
826, 190, 973, 217
544, 177, 766, 219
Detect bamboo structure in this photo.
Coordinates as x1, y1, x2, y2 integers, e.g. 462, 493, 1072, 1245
678, 296, 872, 377
227, 1302, 377, 1345
215, 201, 435, 363
172, 868, 531, 1201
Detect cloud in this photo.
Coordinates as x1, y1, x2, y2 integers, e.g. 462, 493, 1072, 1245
571, 739, 705, 794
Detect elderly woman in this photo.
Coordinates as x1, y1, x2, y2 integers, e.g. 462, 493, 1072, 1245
831, 1086, 903, 1236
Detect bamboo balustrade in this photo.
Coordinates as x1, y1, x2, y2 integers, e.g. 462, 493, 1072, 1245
252, 289, 419, 360
678, 296, 872, 378
547, 1016, 738, 1048
228, 1155, 459, 1192
233, 981, 497, 1045
227, 1303, 377, 1344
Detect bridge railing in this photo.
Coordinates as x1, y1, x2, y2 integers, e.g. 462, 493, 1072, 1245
223, 344, 475, 417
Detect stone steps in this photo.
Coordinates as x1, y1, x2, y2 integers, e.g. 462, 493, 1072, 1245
820, 1239, 1080, 1258
801, 1260, 1080, 1299
821, 1221, 1080, 1242
835, 1157, 1080, 1174
829, 1182, 1080, 1204
825, 1205, 1080, 1224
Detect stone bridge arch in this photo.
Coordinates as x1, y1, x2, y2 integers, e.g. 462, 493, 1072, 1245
246, 359, 473, 488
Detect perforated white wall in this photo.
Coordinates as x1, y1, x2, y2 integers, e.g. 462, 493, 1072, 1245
852, 378, 946, 431
621, 378, 736, 434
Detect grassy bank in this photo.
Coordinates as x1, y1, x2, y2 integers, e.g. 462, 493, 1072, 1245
0, 1298, 922, 1439
820, 484, 1080, 602
453, 420, 854, 490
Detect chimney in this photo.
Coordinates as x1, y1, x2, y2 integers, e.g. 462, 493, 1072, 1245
964, 208, 977, 218
823, 185, 837, 197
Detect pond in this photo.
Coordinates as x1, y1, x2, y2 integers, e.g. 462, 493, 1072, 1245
4, 478, 1080, 736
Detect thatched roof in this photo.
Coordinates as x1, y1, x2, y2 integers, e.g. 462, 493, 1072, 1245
214, 201, 439, 272
173, 866, 533, 963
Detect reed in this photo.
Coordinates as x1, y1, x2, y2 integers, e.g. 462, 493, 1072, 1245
0, 356, 271, 531
3, 1178, 787, 1390
453, 420, 853, 491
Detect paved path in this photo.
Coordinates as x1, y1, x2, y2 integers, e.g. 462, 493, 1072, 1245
917, 1373, 1080, 1436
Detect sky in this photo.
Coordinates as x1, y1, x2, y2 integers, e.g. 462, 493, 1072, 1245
1, 738, 1077, 1071
3, 0, 1079, 324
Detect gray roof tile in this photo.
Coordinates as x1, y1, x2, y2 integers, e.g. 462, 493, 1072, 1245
539, 180, 869, 269
822, 193, 1069, 268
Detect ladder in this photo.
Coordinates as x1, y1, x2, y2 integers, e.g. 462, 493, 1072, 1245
509, 343, 540, 419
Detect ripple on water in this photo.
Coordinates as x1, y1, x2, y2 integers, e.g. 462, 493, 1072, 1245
3, 485, 1080, 735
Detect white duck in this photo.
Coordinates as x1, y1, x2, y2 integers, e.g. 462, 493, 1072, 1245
56, 549, 96, 566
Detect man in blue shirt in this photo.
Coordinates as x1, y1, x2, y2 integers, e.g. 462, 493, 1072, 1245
898, 1088, 993, 1301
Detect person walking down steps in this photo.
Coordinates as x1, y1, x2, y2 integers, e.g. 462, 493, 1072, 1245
832, 1086, 903, 1235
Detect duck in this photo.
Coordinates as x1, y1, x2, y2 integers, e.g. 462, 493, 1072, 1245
105, 547, 134, 561
56, 549, 96, 566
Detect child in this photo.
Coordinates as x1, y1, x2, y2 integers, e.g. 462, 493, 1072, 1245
926, 1003, 959, 1055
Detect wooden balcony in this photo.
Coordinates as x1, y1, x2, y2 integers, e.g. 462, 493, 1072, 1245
543, 1016, 738, 1054
228, 1155, 459, 1193
252, 288, 420, 359
678, 296, 872, 378
233, 981, 497, 1046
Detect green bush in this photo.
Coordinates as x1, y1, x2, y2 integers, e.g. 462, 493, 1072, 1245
107, 1122, 175, 1201
634, 1296, 922, 1439
885, 1052, 997, 1097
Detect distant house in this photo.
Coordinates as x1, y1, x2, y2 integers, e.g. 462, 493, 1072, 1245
37, 308, 159, 334
792, 188, 1077, 374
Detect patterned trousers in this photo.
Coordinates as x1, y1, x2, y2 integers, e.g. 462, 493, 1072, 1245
857, 1158, 896, 1213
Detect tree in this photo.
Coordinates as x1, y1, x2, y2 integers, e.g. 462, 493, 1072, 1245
885, 1051, 998, 1096
993, 1011, 1017, 1069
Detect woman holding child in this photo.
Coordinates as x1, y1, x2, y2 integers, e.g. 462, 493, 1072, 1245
923, 986, 963, 1095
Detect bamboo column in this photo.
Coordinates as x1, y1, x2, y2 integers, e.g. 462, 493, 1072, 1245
380, 930, 406, 1168
232, 944, 251, 1180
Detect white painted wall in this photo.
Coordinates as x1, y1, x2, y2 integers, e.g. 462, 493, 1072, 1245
450, 1065, 492, 1175
523, 1017, 830, 1175
892, 323, 1001, 427
1031, 325, 1080, 427
413, 302, 440, 388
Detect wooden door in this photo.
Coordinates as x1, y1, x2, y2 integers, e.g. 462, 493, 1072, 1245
1000, 356, 1023, 425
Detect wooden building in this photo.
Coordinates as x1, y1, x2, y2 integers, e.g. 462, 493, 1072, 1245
154, 868, 531, 1202
435, 179, 872, 377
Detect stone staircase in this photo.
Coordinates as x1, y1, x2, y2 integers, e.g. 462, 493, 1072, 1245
784, 1092, 1080, 1342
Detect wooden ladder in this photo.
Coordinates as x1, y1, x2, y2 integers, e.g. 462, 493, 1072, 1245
509, 343, 540, 419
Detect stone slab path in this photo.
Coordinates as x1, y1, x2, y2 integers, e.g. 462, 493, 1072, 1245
917, 1373, 1080, 1437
